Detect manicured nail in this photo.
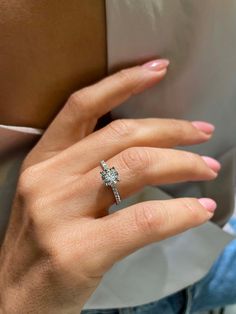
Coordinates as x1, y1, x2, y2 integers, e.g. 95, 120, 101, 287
142, 59, 170, 71
201, 156, 221, 173
191, 121, 215, 134
198, 198, 217, 213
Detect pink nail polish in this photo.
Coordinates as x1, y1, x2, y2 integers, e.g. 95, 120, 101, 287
142, 59, 170, 71
191, 121, 215, 134
201, 156, 221, 172
198, 198, 217, 213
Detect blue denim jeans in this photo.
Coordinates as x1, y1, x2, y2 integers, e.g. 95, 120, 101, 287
83, 218, 236, 314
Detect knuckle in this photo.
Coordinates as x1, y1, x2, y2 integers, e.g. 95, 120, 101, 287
121, 147, 151, 172
155, 201, 173, 228
17, 167, 50, 228
47, 236, 72, 270
108, 119, 135, 138
134, 201, 171, 236
183, 153, 215, 180
17, 166, 38, 197
48, 231, 93, 282
180, 198, 205, 222
27, 196, 50, 226
50, 252, 96, 288
66, 88, 92, 119
182, 152, 201, 174
134, 203, 159, 235
169, 119, 185, 138
116, 68, 133, 87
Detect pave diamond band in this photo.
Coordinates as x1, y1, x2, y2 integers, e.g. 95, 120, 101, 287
100, 160, 121, 205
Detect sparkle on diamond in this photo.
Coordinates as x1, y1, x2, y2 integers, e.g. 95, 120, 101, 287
101, 167, 119, 186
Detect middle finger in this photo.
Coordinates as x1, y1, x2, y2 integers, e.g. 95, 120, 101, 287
60, 118, 214, 174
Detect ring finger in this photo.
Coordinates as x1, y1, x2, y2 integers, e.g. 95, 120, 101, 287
77, 147, 220, 215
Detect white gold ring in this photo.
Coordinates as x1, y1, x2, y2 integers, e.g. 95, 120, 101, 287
100, 160, 121, 205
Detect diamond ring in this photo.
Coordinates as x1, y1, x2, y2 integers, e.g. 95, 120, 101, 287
100, 160, 121, 205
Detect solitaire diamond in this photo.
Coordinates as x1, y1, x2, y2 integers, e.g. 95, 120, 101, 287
100, 166, 119, 186
100, 160, 121, 205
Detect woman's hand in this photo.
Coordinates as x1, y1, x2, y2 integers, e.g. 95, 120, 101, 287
0, 59, 220, 313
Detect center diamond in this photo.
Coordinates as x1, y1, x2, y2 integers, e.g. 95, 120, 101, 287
100, 167, 119, 186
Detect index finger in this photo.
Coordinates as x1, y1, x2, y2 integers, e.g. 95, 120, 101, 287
65, 59, 169, 120
32, 59, 169, 160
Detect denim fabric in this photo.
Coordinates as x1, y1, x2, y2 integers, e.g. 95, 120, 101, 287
82, 218, 236, 314
82, 291, 185, 314
189, 217, 236, 313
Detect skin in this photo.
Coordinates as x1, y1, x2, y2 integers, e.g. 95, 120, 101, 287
0, 2, 221, 312
0, 0, 106, 128
0, 60, 220, 313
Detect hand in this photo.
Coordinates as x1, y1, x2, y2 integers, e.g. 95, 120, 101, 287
0, 59, 220, 313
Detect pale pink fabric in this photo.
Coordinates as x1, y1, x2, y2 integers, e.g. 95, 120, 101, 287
0, 124, 42, 155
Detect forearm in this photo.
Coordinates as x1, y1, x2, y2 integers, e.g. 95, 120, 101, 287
0, 0, 106, 129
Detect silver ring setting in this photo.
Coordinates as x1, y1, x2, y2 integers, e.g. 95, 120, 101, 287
100, 160, 121, 205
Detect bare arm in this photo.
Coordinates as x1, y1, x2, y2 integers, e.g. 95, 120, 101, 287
0, 0, 106, 129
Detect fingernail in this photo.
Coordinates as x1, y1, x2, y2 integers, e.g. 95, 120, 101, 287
191, 121, 215, 134
142, 59, 170, 71
201, 156, 221, 173
198, 198, 217, 213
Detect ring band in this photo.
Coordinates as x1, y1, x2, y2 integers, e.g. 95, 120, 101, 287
100, 160, 121, 205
